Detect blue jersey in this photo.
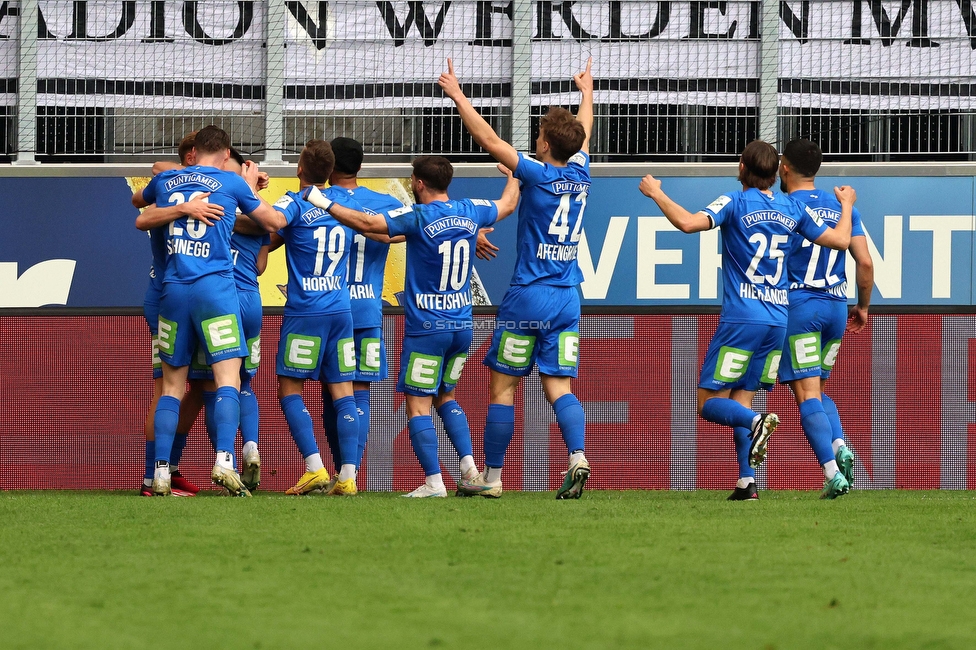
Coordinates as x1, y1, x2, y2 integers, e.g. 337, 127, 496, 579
342, 186, 405, 328
511, 151, 591, 287
787, 189, 865, 301
273, 186, 359, 316
142, 166, 261, 284
231, 230, 270, 292
385, 198, 498, 335
146, 226, 167, 295
701, 188, 828, 325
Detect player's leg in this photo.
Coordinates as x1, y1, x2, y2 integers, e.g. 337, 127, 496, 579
352, 326, 386, 473
153, 361, 190, 495
142, 376, 163, 496
239, 290, 263, 492
726, 387, 760, 500
169, 379, 203, 496
320, 388, 341, 473
277, 315, 331, 494
209, 357, 248, 495
821, 382, 854, 486
398, 333, 449, 498
320, 312, 359, 491
432, 331, 477, 483
353, 381, 371, 469
533, 286, 588, 499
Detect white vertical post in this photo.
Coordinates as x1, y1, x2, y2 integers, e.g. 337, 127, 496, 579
14, 0, 39, 164
758, 0, 779, 146
510, 0, 532, 152
264, 0, 286, 163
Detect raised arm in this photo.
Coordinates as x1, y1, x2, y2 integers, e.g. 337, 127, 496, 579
573, 57, 594, 154
846, 233, 874, 333
811, 186, 855, 251
303, 186, 390, 234
439, 59, 520, 171
492, 164, 521, 221
639, 175, 712, 233
240, 161, 287, 232
134, 194, 223, 231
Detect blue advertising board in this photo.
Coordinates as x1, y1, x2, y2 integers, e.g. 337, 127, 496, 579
2, 171, 975, 307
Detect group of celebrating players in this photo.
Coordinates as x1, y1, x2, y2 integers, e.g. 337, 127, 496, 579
134, 57, 873, 501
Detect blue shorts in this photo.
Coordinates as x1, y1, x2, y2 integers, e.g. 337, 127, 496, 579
156, 274, 247, 368
144, 288, 162, 379
699, 320, 786, 392
398, 330, 472, 397
276, 312, 356, 383
483, 284, 580, 378
353, 326, 388, 383
778, 292, 847, 383
188, 288, 263, 381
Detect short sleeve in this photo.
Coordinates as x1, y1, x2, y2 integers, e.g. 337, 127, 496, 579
468, 199, 498, 228
700, 194, 735, 228
142, 175, 160, 205
567, 150, 590, 172
851, 207, 865, 238
513, 152, 548, 187
796, 205, 828, 242
231, 175, 261, 215
384, 206, 418, 238
273, 193, 300, 227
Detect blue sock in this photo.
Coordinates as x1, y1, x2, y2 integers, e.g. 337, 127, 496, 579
239, 378, 259, 446
333, 395, 360, 468
281, 394, 319, 459
203, 390, 217, 453
700, 398, 757, 429
354, 389, 371, 470
821, 393, 846, 443
320, 388, 341, 471
214, 387, 240, 466
553, 394, 586, 454
144, 439, 156, 480
799, 398, 834, 466
732, 426, 756, 480
153, 396, 180, 465
436, 400, 473, 459
408, 415, 440, 476
484, 404, 515, 468
170, 433, 188, 467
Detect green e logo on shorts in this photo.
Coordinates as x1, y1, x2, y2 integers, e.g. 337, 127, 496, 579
761, 351, 782, 384
405, 352, 441, 389
445, 354, 467, 384
202, 314, 241, 353
360, 338, 381, 372
559, 332, 580, 367
822, 339, 841, 371
285, 334, 321, 368
245, 336, 261, 370
497, 332, 536, 368
338, 338, 356, 373
714, 346, 753, 383
789, 332, 821, 370
157, 316, 177, 355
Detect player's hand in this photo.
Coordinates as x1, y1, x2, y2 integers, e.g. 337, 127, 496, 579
834, 185, 856, 205
438, 58, 463, 100
476, 228, 499, 260
182, 193, 223, 226
846, 306, 869, 333
573, 57, 594, 94
639, 174, 662, 199
257, 170, 270, 191
241, 160, 261, 189
497, 163, 514, 179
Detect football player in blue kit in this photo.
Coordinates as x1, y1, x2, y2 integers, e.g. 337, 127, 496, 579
639, 140, 856, 501
439, 58, 595, 499
305, 155, 521, 497
139, 125, 285, 496
778, 139, 874, 499
271, 140, 365, 496
316, 137, 406, 495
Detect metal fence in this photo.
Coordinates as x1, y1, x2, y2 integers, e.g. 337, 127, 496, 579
3, 0, 976, 163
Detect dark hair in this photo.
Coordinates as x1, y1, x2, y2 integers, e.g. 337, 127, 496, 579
299, 139, 335, 184
539, 107, 585, 162
738, 140, 779, 190
331, 137, 364, 175
177, 131, 198, 165
194, 125, 231, 155
228, 147, 246, 167
412, 155, 453, 192
782, 139, 822, 178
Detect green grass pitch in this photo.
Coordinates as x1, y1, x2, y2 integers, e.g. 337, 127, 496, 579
1, 490, 974, 649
